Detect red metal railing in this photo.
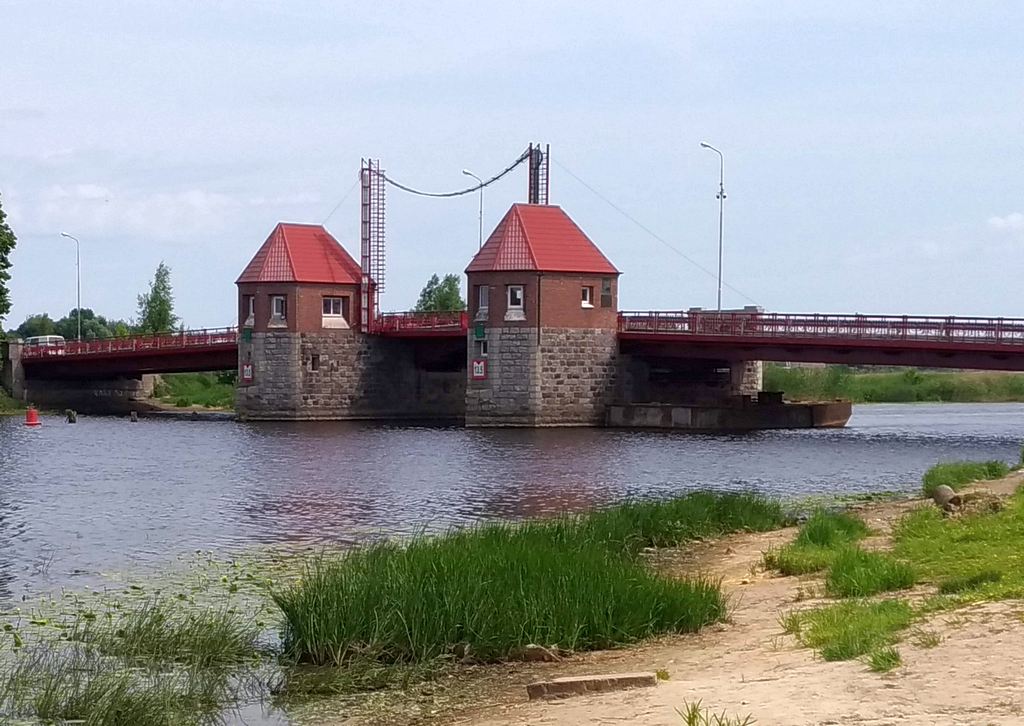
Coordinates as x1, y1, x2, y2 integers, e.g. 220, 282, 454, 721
373, 311, 469, 335
618, 312, 1024, 346
21, 327, 239, 359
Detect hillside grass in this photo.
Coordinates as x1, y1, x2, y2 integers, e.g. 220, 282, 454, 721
274, 492, 791, 667
153, 372, 235, 409
764, 365, 1024, 403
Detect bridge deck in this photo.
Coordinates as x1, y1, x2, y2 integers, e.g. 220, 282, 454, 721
19, 312, 1024, 374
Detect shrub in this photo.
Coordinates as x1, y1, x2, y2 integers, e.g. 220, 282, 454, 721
825, 548, 915, 598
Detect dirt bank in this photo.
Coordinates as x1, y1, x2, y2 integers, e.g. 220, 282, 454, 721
446, 473, 1024, 726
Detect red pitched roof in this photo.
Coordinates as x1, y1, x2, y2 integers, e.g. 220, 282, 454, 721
236, 223, 362, 285
466, 204, 619, 274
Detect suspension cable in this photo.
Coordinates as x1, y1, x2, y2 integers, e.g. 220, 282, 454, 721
379, 148, 531, 198
552, 158, 760, 306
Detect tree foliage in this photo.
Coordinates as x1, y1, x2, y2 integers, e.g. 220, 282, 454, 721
414, 273, 466, 312
14, 308, 132, 340
136, 261, 178, 334
0, 196, 17, 327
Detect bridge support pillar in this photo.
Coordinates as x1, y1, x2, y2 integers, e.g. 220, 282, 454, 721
729, 360, 763, 397
1, 341, 25, 402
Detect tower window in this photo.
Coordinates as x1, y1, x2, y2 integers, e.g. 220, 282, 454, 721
270, 295, 287, 322
505, 284, 526, 321
581, 286, 594, 308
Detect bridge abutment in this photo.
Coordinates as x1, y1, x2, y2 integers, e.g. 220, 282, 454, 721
23, 375, 155, 414
1, 341, 25, 402
236, 330, 465, 421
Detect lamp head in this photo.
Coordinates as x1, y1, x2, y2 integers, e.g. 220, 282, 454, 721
462, 169, 474, 176
700, 142, 711, 148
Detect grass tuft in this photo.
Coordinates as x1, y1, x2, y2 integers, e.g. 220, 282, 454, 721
274, 492, 787, 667
937, 569, 1003, 594
921, 460, 1010, 497
865, 646, 902, 673
786, 599, 913, 661
825, 548, 915, 598
71, 599, 262, 668
763, 510, 869, 575
677, 700, 756, 726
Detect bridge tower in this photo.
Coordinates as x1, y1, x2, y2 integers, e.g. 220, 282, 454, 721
464, 203, 621, 426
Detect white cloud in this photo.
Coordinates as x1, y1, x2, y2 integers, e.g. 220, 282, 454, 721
988, 212, 1024, 232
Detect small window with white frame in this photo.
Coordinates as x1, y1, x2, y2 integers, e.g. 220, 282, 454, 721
322, 296, 350, 329
475, 284, 489, 321
243, 295, 255, 324
581, 286, 594, 308
270, 295, 287, 325
475, 339, 488, 357
505, 284, 525, 321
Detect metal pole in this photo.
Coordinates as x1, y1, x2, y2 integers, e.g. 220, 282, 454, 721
700, 143, 726, 312
462, 169, 484, 249
61, 232, 81, 340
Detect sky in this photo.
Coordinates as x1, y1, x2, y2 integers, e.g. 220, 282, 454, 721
2, 1, 1023, 329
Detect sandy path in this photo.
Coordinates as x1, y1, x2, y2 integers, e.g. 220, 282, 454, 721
456, 475, 1024, 726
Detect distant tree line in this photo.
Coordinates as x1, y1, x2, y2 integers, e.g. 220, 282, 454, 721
5, 261, 179, 341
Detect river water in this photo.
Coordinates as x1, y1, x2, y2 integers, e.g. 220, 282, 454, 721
0, 403, 1021, 600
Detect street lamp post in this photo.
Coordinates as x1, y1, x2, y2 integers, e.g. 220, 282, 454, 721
462, 169, 484, 249
699, 142, 726, 313
60, 232, 81, 341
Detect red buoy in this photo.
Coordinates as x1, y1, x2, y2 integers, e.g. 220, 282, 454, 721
24, 407, 41, 427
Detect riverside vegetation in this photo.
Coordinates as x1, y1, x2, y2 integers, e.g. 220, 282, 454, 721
3, 456, 1020, 723
764, 364, 1024, 403
153, 372, 235, 409
768, 453, 1024, 673
0, 492, 792, 724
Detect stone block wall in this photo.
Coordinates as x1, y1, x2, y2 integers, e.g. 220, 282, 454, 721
1, 341, 24, 400
538, 328, 618, 425
237, 331, 464, 421
465, 327, 541, 426
729, 360, 763, 397
465, 327, 618, 427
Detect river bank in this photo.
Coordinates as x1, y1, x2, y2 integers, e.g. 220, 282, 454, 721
3, 455, 1024, 724
452, 468, 1024, 726
765, 365, 1024, 403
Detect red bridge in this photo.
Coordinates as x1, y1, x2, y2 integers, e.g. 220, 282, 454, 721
19, 311, 1024, 378
617, 311, 1024, 371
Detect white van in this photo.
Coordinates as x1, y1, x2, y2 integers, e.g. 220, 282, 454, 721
24, 335, 67, 354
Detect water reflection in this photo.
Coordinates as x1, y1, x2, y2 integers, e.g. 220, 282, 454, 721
0, 403, 1021, 597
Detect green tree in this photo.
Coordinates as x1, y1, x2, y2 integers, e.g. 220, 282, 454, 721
414, 273, 466, 312
16, 313, 56, 339
0, 196, 16, 327
136, 261, 178, 333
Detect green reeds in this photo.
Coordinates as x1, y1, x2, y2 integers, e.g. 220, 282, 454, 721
71, 599, 262, 668
274, 492, 788, 667
0, 647, 234, 725
921, 460, 1010, 497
